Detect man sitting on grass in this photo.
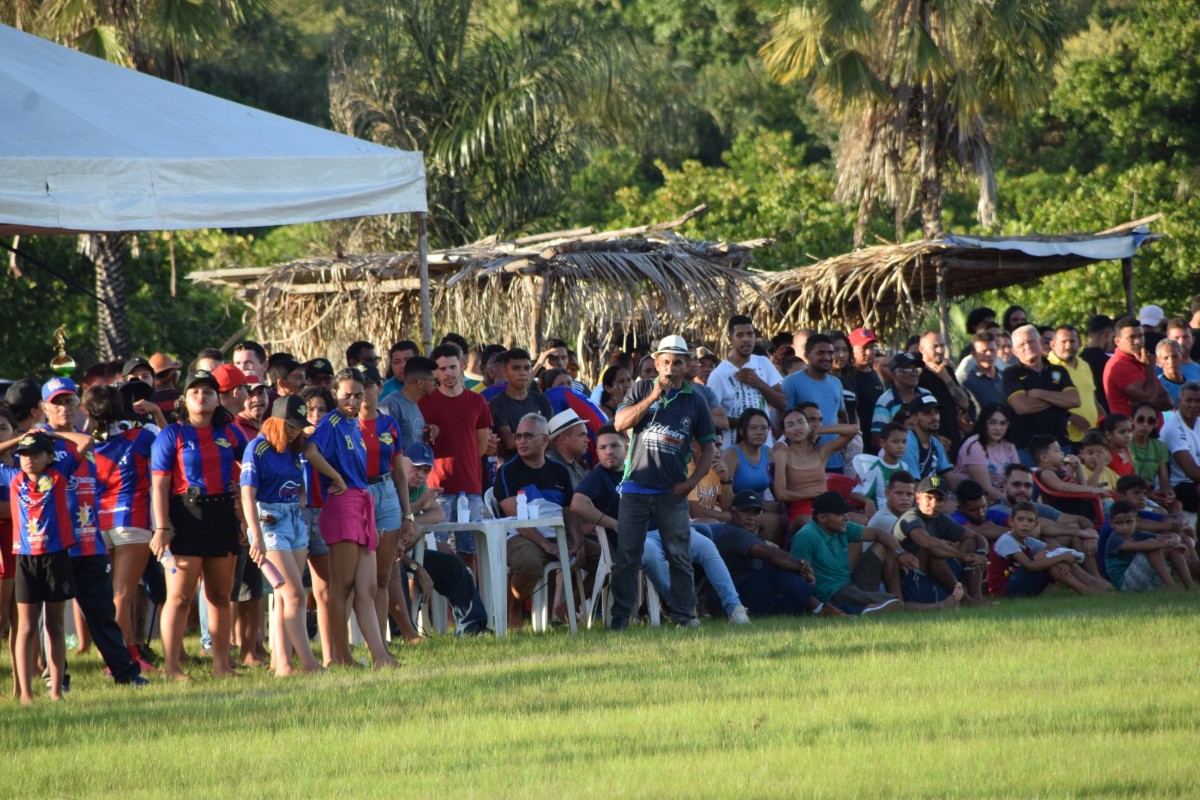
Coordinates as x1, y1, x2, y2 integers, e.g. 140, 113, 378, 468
894, 476, 989, 606
712, 490, 843, 618
1103, 500, 1196, 592
986, 501, 1110, 598
790, 491, 962, 613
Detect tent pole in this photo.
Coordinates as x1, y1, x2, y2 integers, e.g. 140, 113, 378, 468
418, 212, 432, 354
936, 259, 950, 341
1122, 256, 1135, 316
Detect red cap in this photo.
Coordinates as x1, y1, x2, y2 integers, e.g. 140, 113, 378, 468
848, 327, 877, 347
211, 363, 250, 393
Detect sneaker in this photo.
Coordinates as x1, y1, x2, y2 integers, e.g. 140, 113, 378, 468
118, 675, 150, 688
862, 598, 902, 615
608, 617, 629, 632
136, 643, 162, 666
675, 617, 701, 629
727, 605, 751, 625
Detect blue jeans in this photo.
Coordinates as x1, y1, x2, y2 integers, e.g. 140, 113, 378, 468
611, 492, 693, 625
735, 565, 816, 616
643, 529, 742, 614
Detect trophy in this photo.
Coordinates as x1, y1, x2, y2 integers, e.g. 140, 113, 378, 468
50, 324, 76, 377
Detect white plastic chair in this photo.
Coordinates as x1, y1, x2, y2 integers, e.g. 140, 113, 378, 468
411, 532, 448, 635
584, 532, 613, 629
482, 487, 499, 519
643, 573, 662, 627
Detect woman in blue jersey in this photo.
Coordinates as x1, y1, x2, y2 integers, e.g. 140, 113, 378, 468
357, 367, 414, 639
243, 396, 330, 677
150, 370, 249, 680
307, 369, 397, 668
299, 385, 335, 664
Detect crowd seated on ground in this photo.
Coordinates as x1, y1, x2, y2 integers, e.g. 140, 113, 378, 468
3, 297, 1200, 702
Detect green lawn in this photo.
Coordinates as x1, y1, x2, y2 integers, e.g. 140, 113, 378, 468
4, 592, 1200, 798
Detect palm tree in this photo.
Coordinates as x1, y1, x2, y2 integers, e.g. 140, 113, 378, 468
331, 0, 634, 246
760, 0, 1069, 244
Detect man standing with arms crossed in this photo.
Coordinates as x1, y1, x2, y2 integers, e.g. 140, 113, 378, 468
609, 335, 717, 629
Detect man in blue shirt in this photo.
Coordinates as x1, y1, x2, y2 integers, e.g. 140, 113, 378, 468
609, 335, 716, 629
780, 333, 847, 471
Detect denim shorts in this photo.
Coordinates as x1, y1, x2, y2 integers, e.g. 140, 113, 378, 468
302, 507, 328, 556
257, 501, 308, 552
368, 479, 403, 532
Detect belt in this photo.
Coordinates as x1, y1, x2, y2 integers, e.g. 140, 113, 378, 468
179, 491, 235, 504
367, 475, 389, 486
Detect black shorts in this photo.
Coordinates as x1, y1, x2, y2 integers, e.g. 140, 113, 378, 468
168, 493, 242, 558
233, 545, 264, 602
15, 551, 75, 604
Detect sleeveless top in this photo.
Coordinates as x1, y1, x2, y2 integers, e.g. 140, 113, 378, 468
732, 444, 771, 494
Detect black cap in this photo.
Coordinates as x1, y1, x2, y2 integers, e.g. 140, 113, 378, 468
123, 356, 153, 376
4, 378, 41, 413
730, 490, 764, 510
812, 491, 852, 516
116, 380, 153, 405
359, 365, 384, 385
271, 395, 309, 428
14, 431, 55, 455
184, 370, 220, 392
304, 358, 334, 378
908, 395, 941, 414
916, 475, 949, 496
890, 352, 922, 372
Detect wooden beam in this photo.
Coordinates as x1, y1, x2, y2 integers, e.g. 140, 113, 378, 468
1122, 256, 1135, 316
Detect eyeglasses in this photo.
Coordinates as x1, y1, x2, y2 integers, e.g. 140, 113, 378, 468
359, 355, 380, 365
513, 432, 546, 440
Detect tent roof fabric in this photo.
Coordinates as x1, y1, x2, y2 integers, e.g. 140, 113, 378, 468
0, 24, 426, 234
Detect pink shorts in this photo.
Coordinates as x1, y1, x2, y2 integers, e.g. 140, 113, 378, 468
318, 488, 378, 552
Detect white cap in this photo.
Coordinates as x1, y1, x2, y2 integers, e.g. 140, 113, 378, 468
1139, 304, 1165, 328
652, 334, 689, 356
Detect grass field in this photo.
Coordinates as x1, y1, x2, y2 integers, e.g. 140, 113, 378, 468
4, 592, 1200, 798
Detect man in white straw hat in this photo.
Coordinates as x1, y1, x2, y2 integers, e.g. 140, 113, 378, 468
609, 334, 717, 629
546, 409, 590, 489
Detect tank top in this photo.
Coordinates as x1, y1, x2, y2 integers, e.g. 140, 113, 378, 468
732, 444, 771, 494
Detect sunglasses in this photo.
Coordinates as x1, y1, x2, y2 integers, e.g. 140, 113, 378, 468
1134, 416, 1156, 423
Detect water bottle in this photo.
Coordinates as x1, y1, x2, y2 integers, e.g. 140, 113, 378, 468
160, 547, 177, 575
456, 491, 470, 523
260, 559, 286, 589
516, 489, 528, 521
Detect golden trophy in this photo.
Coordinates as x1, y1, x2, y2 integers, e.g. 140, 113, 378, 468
50, 324, 76, 378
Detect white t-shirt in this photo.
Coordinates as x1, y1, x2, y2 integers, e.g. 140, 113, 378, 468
1160, 412, 1200, 487
993, 532, 1047, 560
707, 354, 783, 448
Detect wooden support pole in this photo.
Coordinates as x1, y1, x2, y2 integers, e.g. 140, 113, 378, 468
1122, 256, 1135, 317
936, 259, 950, 341
418, 212, 432, 355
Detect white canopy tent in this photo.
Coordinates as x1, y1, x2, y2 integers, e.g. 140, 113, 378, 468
0, 23, 435, 345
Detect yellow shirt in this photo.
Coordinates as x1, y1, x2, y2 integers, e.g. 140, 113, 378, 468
1047, 353, 1098, 442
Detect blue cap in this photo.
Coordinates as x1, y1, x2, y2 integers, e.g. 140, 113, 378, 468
403, 441, 434, 467
41, 377, 78, 402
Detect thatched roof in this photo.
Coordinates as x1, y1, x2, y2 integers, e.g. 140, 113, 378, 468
753, 217, 1163, 335
190, 205, 772, 378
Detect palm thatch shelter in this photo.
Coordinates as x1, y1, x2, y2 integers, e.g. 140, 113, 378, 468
190, 205, 772, 381
752, 216, 1162, 338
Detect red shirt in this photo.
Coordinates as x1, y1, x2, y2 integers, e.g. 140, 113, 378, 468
418, 390, 494, 494
1103, 348, 1155, 419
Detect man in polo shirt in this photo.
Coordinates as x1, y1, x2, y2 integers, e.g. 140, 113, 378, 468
1102, 316, 1171, 419
1047, 324, 1100, 443
609, 334, 717, 629
1160, 381, 1200, 513
900, 395, 958, 487
1003, 323, 1079, 457
546, 409, 590, 489
960, 333, 1005, 409
790, 491, 961, 612
848, 327, 884, 438
895, 476, 988, 605
870, 353, 932, 450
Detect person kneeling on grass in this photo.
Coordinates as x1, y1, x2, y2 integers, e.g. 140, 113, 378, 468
986, 501, 1110, 598
791, 490, 962, 613
894, 475, 989, 606
713, 490, 844, 618
1103, 501, 1196, 592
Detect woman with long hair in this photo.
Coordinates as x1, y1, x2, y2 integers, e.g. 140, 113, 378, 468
306, 369, 396, 668
150, 371, 249, 679
84, 383, 158, 674
241, 396, 324, 676
772, 404, 858, 533
721, 409, 784, 543
299, 385, 336, 664
953, 403, 1019, 503
598, 365, 632, 420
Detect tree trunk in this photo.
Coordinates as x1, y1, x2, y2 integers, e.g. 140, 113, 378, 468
917, 0, 943, 240
83, 233, 132, 360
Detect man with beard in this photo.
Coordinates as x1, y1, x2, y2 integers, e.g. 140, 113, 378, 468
707, 315, 786, 448
916, 330, 972, 455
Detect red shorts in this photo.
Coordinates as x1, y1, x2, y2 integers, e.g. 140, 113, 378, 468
0, 520, 13, 580
787, 500, 813, 526
318, 488, 378, 552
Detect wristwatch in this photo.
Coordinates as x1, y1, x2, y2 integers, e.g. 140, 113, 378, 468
403, 512, 416, 522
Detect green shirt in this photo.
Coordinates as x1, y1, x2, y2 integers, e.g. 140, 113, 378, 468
790, 519, 864, 601
1130, 437, 1169, 487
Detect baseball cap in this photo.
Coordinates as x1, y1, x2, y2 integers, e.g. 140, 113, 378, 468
812, 491, 852, 516
304, 358, 334, 378
149, 353, 182, 375
1138, 304, 1165, 328
404, 441, 434, 467
652, 335, 689, 357
184, 370, 220, 392
211, 364, 251, 393
730, 490, 764, 511
5, 378, 41, 412
359, 365, 384, 386
14, 431, 55, 455
123, 356, 153, 376
889, 352, 922, 372
916, 475, 948, 496
908, 395, 941, 414
271, 395, 309, 428
548, 409, 586, 438
848, 327, 877, 348
41, 377, 77, 403
116, 380, 153, 405
694, 346, 719, 364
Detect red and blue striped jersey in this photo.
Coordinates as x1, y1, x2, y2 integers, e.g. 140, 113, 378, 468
94, 427, 155, 531
39, 432, 103, 557
0, 465, 77, 555
151, 422, 248, 496
308, 410, 368, 490
359, 414, 402, 480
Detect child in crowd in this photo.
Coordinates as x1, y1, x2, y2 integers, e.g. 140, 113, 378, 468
1076, 430, 1121, 497
1127, 401, 1181, 512
1103, 500, 1195, 591
1100, 414, 1135, 477
986, 501, 1108, 597
1030, 434, 1108, 524
773, 404, 858, 533
851, 422, 908, 517
1109, 475, 1198, 569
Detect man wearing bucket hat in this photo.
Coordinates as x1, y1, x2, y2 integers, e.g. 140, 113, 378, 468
609, 334, 717, 629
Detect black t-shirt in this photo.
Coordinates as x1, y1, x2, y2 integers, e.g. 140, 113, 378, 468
713, 522, 765, 583
1001, 360, 1075, 448
575, 466, 622, 541
895, 509, 965, 555
1191, 329, 1200, 363
853, 368, 885, 437
918, 368, 967, 454
1078, 347, 1110, 414
493, 456, 572, 508
837, 373, 858, 426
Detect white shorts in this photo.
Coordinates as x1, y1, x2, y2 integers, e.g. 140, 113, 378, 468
102, 527, 153, 548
